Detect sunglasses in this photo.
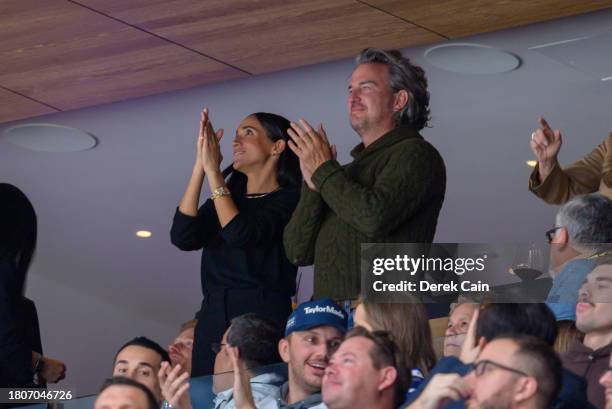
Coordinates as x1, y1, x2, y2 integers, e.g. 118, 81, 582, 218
545, 227, 563, 243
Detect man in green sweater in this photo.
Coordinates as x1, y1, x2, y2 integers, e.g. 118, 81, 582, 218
284, 48, 446, 301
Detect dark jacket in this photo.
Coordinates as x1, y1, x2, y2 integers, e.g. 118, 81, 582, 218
561, 339, 611, 409
555, 369, 597, 409
0, 259, 33, 387
284, 125, 446, 299
171, 186, 300, 295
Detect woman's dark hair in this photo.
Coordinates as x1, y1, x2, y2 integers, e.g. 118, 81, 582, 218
476, 303, 557, 346
0, 183, 37, 299
223, 112, 301, 194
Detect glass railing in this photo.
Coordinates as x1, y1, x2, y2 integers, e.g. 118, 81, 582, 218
191, 362, 287, 409
16, 363, 288, 409
17, 341, 458, 409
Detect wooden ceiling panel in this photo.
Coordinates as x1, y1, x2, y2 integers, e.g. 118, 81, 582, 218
72, 0, 445, 74
1, 0, 609, 124
362, 0, 612, 39
0, 0, 247, 113
0, 88, 58, 124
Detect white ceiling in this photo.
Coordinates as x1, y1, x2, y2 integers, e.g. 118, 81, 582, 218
0, 7, 611, 393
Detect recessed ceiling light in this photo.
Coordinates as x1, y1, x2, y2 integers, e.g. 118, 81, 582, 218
2, 123, 98, 152
424, 43, 521, 74
136, 230, 152, 238
526, 160, 537, 167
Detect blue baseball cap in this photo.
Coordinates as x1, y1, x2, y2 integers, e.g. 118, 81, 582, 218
285, 299, 348, 337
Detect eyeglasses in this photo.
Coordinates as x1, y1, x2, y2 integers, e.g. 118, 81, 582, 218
470, 359, 529, 378
545, 227, 563, 243
211, 342, 227, 354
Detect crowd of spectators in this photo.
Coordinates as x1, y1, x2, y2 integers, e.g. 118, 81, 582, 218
2, 43, 611, 409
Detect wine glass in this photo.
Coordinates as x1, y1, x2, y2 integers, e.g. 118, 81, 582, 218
510, 243, 544, 281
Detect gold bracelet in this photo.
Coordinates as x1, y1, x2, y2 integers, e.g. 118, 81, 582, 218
211, 186, 230, 200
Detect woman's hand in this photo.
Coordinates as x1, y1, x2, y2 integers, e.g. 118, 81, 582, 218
178, 108, 224, 217
227, 346, 257, 409
158, 362, 192, 409
198, 108, 224, 174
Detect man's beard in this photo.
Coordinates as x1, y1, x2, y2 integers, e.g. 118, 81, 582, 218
471, 399, 512, 409
290, 362, 321, 396
469, 386, 514, 409
350, 117, 372, 138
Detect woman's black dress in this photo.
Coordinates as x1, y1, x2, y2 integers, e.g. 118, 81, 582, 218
170, 186, 299, 376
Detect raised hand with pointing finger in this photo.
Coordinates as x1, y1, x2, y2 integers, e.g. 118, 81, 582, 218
459, 308, 484, 364
528, 116, 612, 204
530, 117, 562, 182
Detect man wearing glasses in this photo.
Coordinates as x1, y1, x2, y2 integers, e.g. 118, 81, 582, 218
158, 313, 284, 409
545, 193, 612, 321
407, 336, 562, 409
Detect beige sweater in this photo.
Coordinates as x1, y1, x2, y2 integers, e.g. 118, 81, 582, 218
529, 133, 612, 203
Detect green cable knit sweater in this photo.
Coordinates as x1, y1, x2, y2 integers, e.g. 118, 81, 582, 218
283, 125, 446, 299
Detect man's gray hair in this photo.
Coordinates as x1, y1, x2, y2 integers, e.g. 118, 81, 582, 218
449, 295, 479, 316
355, 48, 431, 130
555, 193, 612, 250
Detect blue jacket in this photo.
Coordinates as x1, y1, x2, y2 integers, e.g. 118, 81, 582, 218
546, 258, 596, 321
